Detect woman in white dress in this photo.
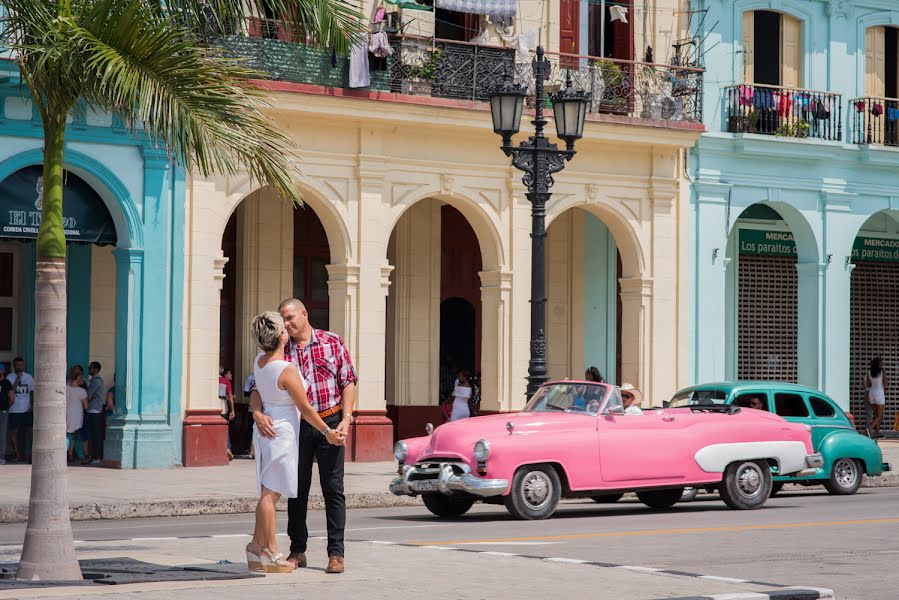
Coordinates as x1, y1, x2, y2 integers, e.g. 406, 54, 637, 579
864, 356, 888, 439
245, 311, 345, 573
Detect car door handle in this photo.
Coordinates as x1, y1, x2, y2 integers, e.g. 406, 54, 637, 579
662, 416, 676, 422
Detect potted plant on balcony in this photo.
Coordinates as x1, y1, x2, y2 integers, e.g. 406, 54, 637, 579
593, 59, 628, 114
729, 108, 759, 133
403, 47, 441, 96
775, 119, 810, 139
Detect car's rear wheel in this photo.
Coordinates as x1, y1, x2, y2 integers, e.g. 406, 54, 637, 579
422, 494, 475, 518
592, 493, 624, 504
636, 488, 684, 509
824, 458, 863, 495
719, 460, 771, 510
504, 465, 561, 520
769, 482, 784, 497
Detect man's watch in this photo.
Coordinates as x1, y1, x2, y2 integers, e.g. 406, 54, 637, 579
322, 426, 333, 436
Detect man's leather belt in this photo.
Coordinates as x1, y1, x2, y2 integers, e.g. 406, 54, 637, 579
318, 405, 341, 419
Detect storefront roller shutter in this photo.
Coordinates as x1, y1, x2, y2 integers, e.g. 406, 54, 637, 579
850, 261, 899, 433
738, 254, 798, 382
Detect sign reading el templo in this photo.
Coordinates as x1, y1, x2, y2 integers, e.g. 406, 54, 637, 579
739, 228, 899, 263
0, 166, 117, 245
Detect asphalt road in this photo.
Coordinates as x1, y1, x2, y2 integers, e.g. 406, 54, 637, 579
2, 487, 897, 599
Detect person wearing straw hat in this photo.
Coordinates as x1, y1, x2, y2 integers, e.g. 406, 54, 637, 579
620, 383, 644, 415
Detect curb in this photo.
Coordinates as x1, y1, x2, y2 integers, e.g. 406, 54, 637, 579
662, 589, 834, 600
0, 492, 421, 524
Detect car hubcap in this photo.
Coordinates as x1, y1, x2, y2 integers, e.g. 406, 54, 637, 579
521, 471, 552, 510
736, 463, 763, 498
834, 459, 858, 488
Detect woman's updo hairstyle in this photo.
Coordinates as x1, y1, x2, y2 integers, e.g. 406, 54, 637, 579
252, 311, 285, 352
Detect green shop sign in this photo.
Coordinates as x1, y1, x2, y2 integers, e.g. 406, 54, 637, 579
739, 229, 899, 263
738, 229, 797, 257
0, 166, 117, 245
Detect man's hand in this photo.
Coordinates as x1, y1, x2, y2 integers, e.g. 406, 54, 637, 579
253, 410, 276, 439
229, 410, 235, 421
336, 413, 353, 436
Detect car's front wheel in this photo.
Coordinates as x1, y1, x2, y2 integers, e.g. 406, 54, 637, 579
422, 494, 475, 518
636, 488, 684, 509
824, 458, 863, 495
769, 482, 784, 497
504, 465, 561, 520
719, 460, 772, 510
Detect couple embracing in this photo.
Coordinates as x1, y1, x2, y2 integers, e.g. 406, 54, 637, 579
245, 298, 356, 575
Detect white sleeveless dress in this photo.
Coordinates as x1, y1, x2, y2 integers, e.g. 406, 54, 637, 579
253, 353, 308, 497
869, 373, 886, 406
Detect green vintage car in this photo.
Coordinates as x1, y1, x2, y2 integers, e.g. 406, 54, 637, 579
668, 382, 891, 496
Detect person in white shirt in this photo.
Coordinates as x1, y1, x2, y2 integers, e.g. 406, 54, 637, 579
6, 357, 34, 463
621, 383, 644, 415
446, 370, 474, 422
65, 366, 88, 463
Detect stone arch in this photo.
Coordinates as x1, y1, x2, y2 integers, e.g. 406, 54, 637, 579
546, 197, 646, 278
217, 181, 351, 265
385, 189, 504, 271
0, 148, 142, 248
726, 199, 820, 263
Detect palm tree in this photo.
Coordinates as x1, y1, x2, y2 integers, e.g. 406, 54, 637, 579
0, 0, 359, 581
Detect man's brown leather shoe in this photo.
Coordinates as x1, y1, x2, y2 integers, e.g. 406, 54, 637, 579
325, 556, 344, 574
286, 552, 307, 569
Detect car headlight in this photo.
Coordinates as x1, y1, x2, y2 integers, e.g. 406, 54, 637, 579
474, 439, 491, 461
393, 441, 407, 461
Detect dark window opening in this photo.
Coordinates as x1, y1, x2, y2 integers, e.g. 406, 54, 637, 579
734, 393, 769, 411
754, 11, 781, 86
587, 0, 633, 60
809, 396, 837, 418
886, 27, 898, 99
774, 393, 809, 418
293, 208, 330, 331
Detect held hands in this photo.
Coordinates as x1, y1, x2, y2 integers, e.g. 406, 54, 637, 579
324, 428, 347, 446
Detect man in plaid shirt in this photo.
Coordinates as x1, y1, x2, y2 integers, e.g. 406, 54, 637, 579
250, 298, 357, 574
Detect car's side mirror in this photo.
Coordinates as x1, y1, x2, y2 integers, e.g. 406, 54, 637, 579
602, 404, 625, 416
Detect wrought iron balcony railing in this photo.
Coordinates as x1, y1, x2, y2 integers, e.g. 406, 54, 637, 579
725, 84, 842, 141
209, 21, 704, 124
850, 96, 899, 147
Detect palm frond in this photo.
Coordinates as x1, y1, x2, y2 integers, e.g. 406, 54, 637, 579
73, 0, 302, 202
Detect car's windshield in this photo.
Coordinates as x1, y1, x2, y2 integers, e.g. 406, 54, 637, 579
668, 389, 728, 408
525, 382, 611, 415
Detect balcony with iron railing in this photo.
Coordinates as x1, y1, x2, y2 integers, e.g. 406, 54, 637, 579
209, 19, 704, 127
725, 84, 842, 142
850, 96, 899, 147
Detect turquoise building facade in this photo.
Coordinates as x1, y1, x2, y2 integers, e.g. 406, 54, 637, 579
0, 59, 185, 468
691, 0, 899, 428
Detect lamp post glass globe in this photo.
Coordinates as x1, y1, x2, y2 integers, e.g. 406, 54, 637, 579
551, 75, 589, 143
489, 80, 526, 139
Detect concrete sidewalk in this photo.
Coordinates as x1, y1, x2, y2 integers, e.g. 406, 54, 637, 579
0, 441, 896, 524
0, 458, 416, 523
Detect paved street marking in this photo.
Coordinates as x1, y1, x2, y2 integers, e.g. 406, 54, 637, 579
131, 537, 178, 541
700, 575, 751, 583
543, 557, 589, 564
211, 534, 252, 539
414, 517, 899, 545
618, 565, 664, 573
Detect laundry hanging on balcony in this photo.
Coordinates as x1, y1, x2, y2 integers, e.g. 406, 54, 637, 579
384, 0, 432, 11
435, 0, 516, 20
609, 5, 628, 23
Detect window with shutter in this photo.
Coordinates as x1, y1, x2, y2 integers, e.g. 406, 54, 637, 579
741, 11, 754, 83
866, 26, 886, 98
780, 15, 801, 88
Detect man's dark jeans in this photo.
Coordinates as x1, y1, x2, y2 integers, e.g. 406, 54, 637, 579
288, 412, 346, 557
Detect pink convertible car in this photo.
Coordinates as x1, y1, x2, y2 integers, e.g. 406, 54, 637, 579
390, 381, 822, 520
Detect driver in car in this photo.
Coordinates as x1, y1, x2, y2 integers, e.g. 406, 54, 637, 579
621, 383, 644, 415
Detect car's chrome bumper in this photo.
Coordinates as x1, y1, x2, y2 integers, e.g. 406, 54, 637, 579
883, 462, 892, 472
389, 463, 508, 498
794, 452, 824, 477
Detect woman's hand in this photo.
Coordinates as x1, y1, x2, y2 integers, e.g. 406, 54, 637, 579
325, 428, 346, 446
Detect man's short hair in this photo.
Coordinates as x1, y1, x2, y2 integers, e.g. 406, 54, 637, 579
12, 357, 24, 364
278, 298, 306, 312
90, 361, 101, 372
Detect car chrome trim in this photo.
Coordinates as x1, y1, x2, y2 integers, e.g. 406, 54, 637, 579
388, 461, 508, 498
883, 462, 892, 472
805, 452, 824, 469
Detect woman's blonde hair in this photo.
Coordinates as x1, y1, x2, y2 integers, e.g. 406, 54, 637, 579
252, 311, 285, 352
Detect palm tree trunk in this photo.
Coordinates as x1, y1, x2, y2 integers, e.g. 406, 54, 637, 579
16, 118, 82, 581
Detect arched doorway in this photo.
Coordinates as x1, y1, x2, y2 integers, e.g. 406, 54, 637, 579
545, 208, 622, 385
218, 189, 331, 455
385, 201, 483, 440
726, 204, 798, 382
0, 165, 119, 460
849, 211, 899, 432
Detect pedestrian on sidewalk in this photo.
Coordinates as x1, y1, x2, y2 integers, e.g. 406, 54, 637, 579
245, 311, 345, 574
65, 366, 87, 463
219, 367, 236, 461
5, 357, 34, 463
0, 362, 12, 465
443, 370, 474, 422
81, 361, 105, 464
865, 356, 888, 439
250, 298, 357, 574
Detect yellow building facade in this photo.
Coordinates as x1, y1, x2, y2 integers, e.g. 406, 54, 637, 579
181, 0, 702, 461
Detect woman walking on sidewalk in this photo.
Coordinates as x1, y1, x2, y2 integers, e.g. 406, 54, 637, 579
245, 312, 345, 573
865, 356, 888, 439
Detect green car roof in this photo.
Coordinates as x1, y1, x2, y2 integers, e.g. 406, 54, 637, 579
675, 381, 832, 398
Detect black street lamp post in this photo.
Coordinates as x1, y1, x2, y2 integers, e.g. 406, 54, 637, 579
489, 46, 589, 400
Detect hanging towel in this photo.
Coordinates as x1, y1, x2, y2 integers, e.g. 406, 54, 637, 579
435, 0, 515, 19
370, 31, 393, 58
871, 103, 884, 117
609, 5, 628, 23
349, 40, 370, 88
888, 107, 899, 121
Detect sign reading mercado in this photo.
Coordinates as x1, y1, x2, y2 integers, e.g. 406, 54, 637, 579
0, 166, 117, 245
738, 229, 899, 263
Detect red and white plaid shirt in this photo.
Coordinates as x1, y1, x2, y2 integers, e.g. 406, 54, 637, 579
284, 328, 357, 414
